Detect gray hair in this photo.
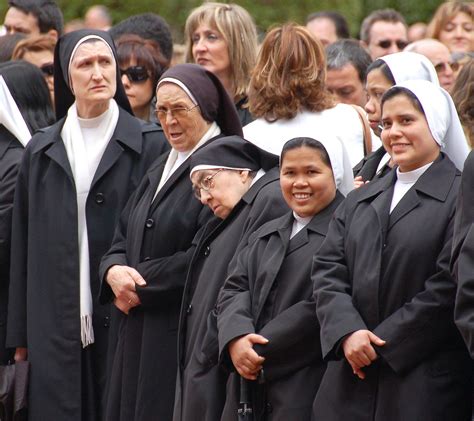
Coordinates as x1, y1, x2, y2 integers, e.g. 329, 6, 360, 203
326, 39, 372, 83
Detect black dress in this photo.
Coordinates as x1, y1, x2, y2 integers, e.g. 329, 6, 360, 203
6, 109, 169, 421
312, 154, 472, 420
99, 139, 223, 421
0, 126, 24, 364
217, 192, 343, 421
173, 167, 287, 421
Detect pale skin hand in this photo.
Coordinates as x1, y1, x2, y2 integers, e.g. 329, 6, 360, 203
14, 347, 27, 362
342, 329, 385, 379
106, 265, 146, 313
354, 175, 370, 189
229, 333, 269, 380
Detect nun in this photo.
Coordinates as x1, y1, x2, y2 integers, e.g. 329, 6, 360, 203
217, 136, 350, 420
99, 64, 243, 421
0, 61, 54, 364
173, 136, 288, 421
312, 80, 471, 420
354, 51, 443, 184
6, 30, 169, 421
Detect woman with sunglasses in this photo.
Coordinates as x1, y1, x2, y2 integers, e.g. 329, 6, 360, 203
116, 34, 167, 122
12, 34, 56, 106
312, 80, 470, 420
0, 60, 54, 365
217, 137, 347, 421
6, 29, 169, 421
99, 64, 243, 421
173, 136, 287, 421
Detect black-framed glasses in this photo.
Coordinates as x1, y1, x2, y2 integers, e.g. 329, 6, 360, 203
193, 168, 225, 200
120, 66, 149, 83
376, 39, 409, 50
156, 104, 199, 121
434, 61, 460, 73
40, 63, 54, 77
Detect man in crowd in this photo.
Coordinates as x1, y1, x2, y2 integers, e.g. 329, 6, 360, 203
3, 0, 63, 39
306, 11, 350, 46
360, 8, 408, 59
405, 38, 456, 92
326, 39, 372, 107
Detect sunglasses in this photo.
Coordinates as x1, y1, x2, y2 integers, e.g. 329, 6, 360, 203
120, 66, 149, 83
376, 39, 409, 50
40, 63, 54, 77
434, 61, 460, 73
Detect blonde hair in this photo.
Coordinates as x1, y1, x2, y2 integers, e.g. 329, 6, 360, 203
184, 2, 258, 102
427, 2, 474, 40
248, 23, 334, 121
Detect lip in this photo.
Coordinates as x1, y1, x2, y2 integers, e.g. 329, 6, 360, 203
391, 143, 410, 151
369, 120, 380, 130
196, 57, 210, 65
91, 85, 106, 90
292, 192, 312, 202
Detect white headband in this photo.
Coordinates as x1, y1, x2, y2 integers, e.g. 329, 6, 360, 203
190, 165, 252, 178
157, 77, 198, 105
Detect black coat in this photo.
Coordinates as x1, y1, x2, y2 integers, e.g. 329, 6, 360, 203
99, 139, 219, 421
217, 193, 343, 421
312, 154, 472, 421
6, 108, 169, 421
173, 168, 287, 421
0, 127, 24, 364
353, 146, 391, 181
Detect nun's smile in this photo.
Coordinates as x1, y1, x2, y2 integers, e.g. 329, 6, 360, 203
280, 146, 336, 218
156, 82, 211, 152
381, 95, 440, 173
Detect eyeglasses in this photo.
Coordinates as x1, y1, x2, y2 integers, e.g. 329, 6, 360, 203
120, 66, 149, 83
156, 104, 199, 121
193, 168, 225, 200
40, 63, 54, 77
434, 61, 460, 73
376, 39, 409, 50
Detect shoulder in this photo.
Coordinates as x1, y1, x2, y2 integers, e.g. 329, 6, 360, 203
250, 212, 293, 242
28, 119, 65, 154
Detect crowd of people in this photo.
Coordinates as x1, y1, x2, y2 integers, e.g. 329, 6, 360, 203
0, 0, 473, 420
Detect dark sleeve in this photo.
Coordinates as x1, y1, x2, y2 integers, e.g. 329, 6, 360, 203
0, 147, 23, 286
217, 243, 255, 364
141, 124, 170, 162
253, 299, 321, 381
312, 199, 367, 361
373, 211, 458, 373
134, 205, 211, 308
5, 148, 30, 348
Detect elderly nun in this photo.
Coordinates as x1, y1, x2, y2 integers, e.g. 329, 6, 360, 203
6, 29, 169, 421
99, 64, 243, 421
173, 136, 288, 421
312, 80, 471, 420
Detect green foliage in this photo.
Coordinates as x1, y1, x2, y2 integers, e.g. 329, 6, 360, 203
1, 0, 444, 41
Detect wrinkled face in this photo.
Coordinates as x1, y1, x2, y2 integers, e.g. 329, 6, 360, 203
4, 7, 40, 35
23, 49, 55, 103
367, 21, 408, 59
381, 94, 440, 172
439, 12, 474, 53
326, 63, 366, 107
120, 58, 154, 117
156, 83, 211, 152
306, 17, 338, 46
280, 146, 336, 218
191, 168, 252, 219
69, 40, 116, 109
191, 23, 231, 80
365, 68, 393, 136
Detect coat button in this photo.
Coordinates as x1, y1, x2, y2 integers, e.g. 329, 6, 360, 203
204, 246, 210, 257
104, 316, 110, 328
266, 403, 272, 414
145, 218, 154, 228
186, 304, 193, 315
95, 193, 104, 204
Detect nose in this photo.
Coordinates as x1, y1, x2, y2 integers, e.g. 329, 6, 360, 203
365, 96, 375, 114
387, 43, 400, 54
121, 74, 131, 88
294, 174, 309, 187
193, 37, 207, 53
386, 122, 402, 139
164, 110, 178, 125
91, 62, 103, 80
200, 189, 212, 205
454, 25, 464, 37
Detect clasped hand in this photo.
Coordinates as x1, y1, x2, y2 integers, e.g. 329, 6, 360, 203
228, 333, 269, 380
342, 329, 385, 379
106, 265, 146, 314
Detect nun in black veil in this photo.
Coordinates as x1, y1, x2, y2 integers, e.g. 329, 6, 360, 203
6, 29, 168, 421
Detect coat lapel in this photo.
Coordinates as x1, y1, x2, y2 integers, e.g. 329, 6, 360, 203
44, 136, 74, 181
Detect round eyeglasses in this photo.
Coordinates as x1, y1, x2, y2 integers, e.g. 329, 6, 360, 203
193, 168, 225, 200
156, 104, 199, 121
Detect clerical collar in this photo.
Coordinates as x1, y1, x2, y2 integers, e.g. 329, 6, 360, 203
396, 161, 433, 184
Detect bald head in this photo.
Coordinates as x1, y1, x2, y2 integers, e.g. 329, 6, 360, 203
404, 38, 456, 92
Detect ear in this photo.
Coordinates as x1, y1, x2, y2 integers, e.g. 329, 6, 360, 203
239, 170, 251, 183
46, 29, 59, 41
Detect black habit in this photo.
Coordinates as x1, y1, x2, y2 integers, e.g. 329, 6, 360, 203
0, 126, 23, 364
99, 141, 218, 421
6, 110, 169, 421
217, 193, 343, 421
312, 153, 472, 420
173, 166, 288, 421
